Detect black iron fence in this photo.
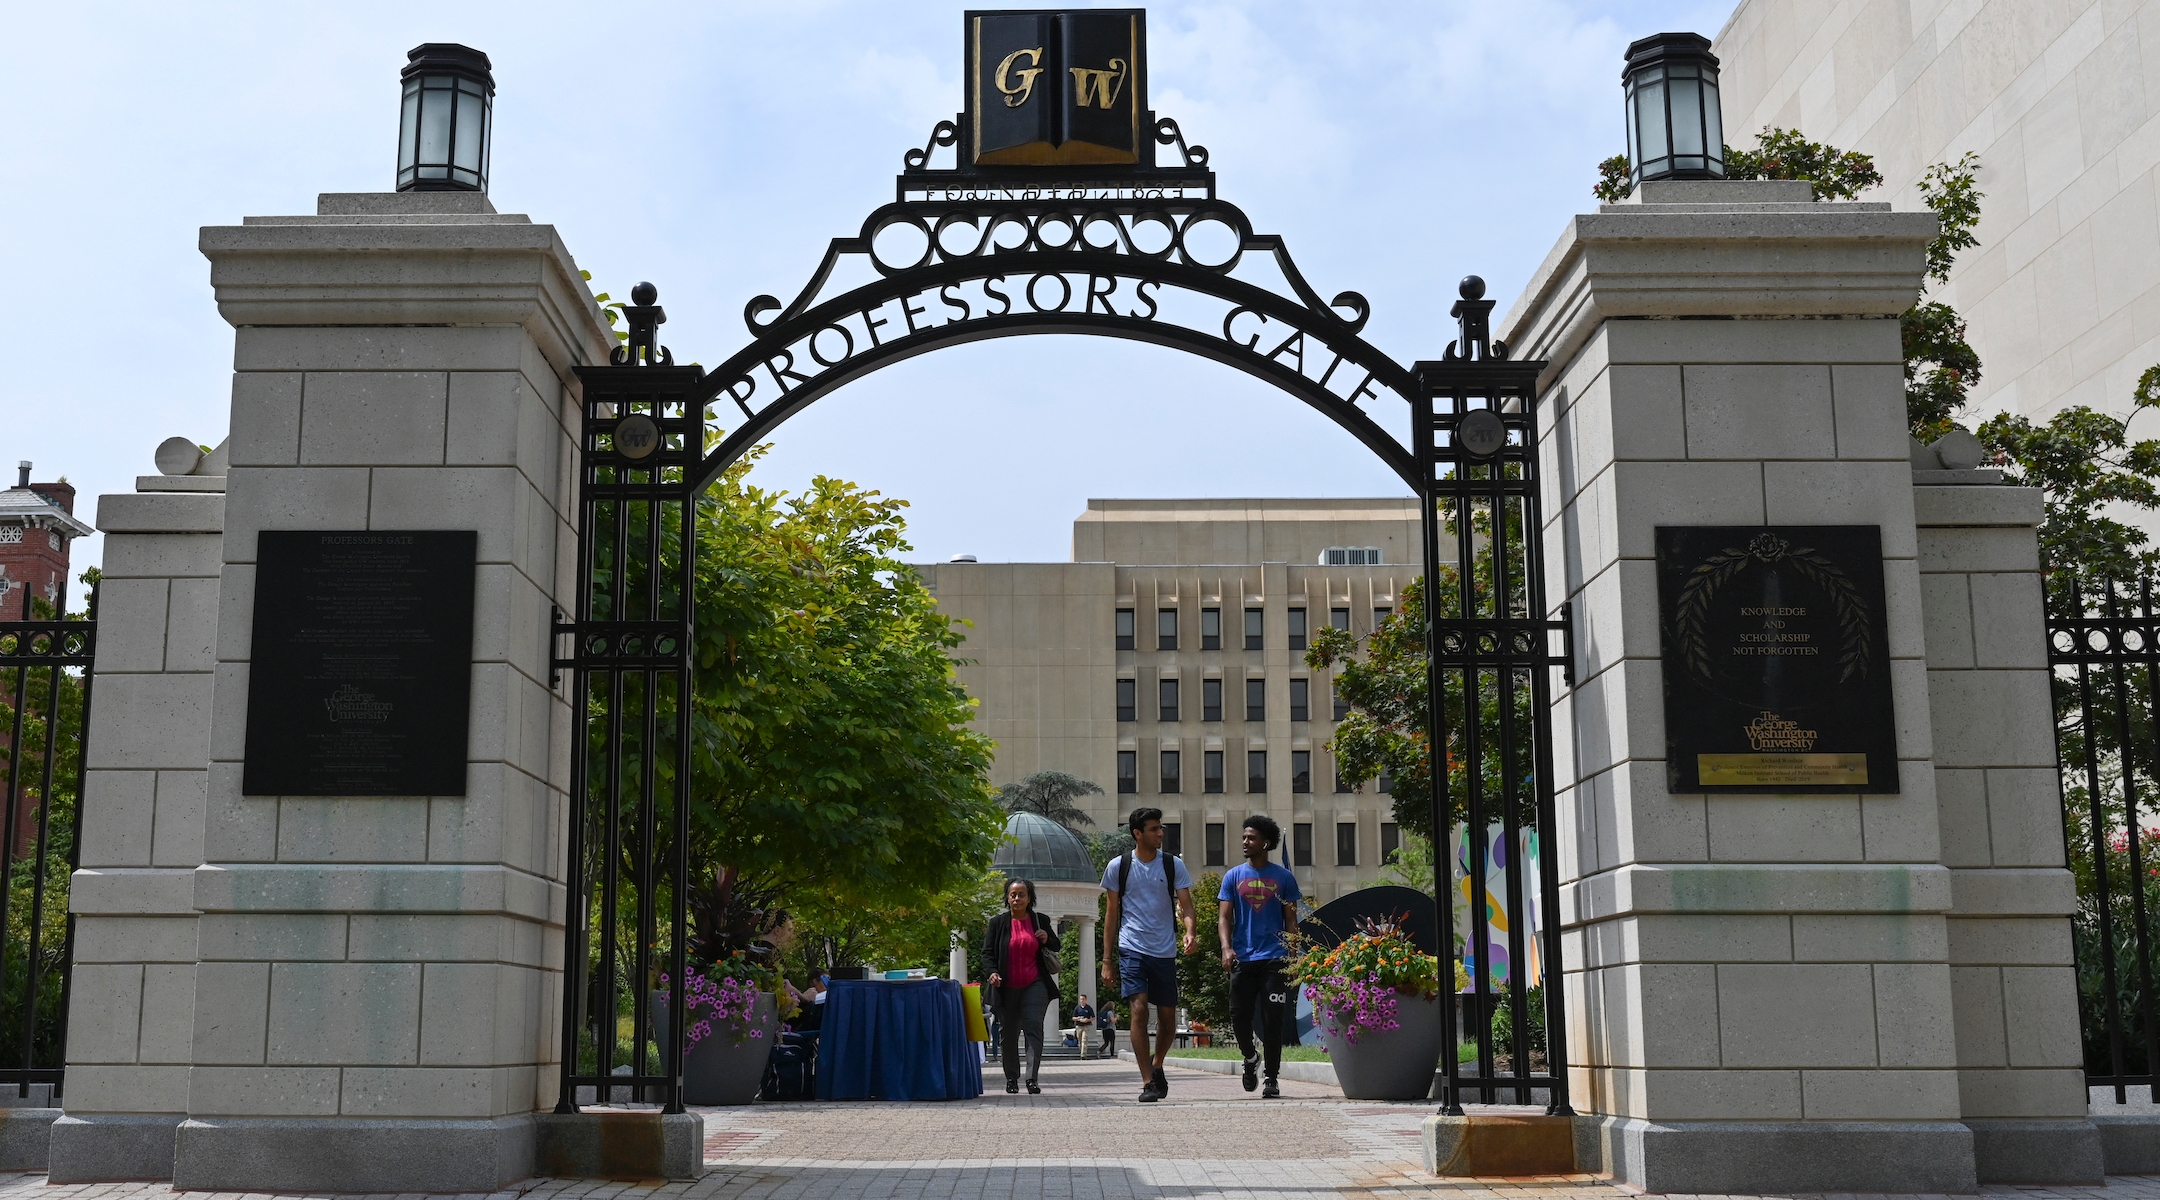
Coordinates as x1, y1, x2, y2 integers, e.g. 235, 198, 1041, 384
2050, 578, 2160, 1098
0, 585, 94, 1100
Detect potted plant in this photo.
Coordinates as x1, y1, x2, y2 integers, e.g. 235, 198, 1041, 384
1288, 913, 1445, 1100
661, 952, 786, 1105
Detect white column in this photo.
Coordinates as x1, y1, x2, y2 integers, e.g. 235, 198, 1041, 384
1076, 916, 1097, 1055
948, 930, 968, 983
169, 190, 613, 1193
1501, 177, 2094, 1192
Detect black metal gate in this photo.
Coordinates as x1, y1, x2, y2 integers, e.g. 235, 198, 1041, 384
1417, 285, 1572, 1113
2050, 578, 2160, 1097
0, 583, 94, 1100
549, 69, 1572, 1117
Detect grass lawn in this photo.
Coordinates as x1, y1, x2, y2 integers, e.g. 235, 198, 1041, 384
1165, 1045, 1332, 1062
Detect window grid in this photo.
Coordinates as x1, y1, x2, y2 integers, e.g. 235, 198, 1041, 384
1158, 678, 1180, 723
1287, 607, 1307, 651
1160, 750, 1181, 794
1203, 750, 1224, 793
1289, 678, 1309, 722
1332, 682, 1350, 722
1164, 822, 1184, 858
1201, 607, 1222, 651
1291, 750, 1311, 793
1245, 678, 1265, 722
1374, 606, 1393, 629
1116, 678, 1136, 722
1293, 823, 1314, 866
1382, 822, 1401, 865
1158, 608, 1178, 650
1244, 607, 1264, 650
1205, 822, 1226, 866
1336, 821, 1358, 866
1117, 751, 1137, 793
1116, 608, 1135, 651
1247, 750, 1266, 793
1330, 607, 1350, 631
1202, 679, 1222, 722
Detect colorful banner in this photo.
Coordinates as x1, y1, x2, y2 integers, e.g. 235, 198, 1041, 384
1450, 823, 1543, 990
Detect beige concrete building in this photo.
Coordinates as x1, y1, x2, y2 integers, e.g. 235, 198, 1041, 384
1715, 0, 2160, 428
918, 497, 1435, 901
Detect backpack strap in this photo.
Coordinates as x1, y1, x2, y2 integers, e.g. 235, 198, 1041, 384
1164, 853, 1179, 906
1118, 851, 1132, 898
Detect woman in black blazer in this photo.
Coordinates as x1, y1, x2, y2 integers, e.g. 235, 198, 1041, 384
983, 877, 1062, 1094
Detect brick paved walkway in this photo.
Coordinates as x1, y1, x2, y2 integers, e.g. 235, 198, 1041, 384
2, 1058, 2157, 1199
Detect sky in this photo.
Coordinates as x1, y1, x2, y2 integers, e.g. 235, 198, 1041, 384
3, 0, 1732, 578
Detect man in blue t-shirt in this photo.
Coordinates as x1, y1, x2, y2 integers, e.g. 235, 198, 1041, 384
1100, 807, 1197, 1103
1217, 814, 1303, 1097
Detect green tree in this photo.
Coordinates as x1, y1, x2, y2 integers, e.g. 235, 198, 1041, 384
1177, 870, 1231, 1029
995, 770, 1101, 834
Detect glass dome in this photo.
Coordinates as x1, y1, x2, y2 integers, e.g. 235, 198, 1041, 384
992, 811, 1097, 883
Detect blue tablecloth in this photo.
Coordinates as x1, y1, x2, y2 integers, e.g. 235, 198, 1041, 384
817, 978, 983, 1101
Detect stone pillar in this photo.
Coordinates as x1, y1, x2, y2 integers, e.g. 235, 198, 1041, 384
50, 468, 225, 1181
1499, 178, 2091, 1191
1913, 482, 2098, 1178
167, 191, 613, 1192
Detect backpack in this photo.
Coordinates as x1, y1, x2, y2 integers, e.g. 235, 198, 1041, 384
760, 1031, 818, 1101
1116, 849, 1180, 911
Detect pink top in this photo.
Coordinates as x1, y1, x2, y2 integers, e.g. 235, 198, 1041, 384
1006, 917, 1041, 990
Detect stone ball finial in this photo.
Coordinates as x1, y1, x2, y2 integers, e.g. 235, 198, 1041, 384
631, 282, 658, 306
1459, 276, 1486, 301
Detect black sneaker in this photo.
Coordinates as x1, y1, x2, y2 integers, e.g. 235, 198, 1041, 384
1262, 1077, 1281, 1099
1241, 1054, 1259, 1092
1153, 1070, 1169, 1097
1138, 1081, 1159, 1103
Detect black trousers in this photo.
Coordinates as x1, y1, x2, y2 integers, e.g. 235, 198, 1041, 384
1229, 959, 1293, 1077
994, 979, 1049, 1084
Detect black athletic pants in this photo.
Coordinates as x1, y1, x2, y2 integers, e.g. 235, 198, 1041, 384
1229, 959, 1292, 1078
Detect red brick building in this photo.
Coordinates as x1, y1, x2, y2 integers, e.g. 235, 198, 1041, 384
0, 461, 92, 618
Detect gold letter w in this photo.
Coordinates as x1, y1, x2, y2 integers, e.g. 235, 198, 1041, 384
1070, 58, 1127, 109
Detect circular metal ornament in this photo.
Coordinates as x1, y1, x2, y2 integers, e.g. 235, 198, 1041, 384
614, 414, 661, 461
1458, 409, 1507, 458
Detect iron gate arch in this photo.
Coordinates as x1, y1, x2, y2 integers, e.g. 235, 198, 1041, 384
553, 116, 1573, 1115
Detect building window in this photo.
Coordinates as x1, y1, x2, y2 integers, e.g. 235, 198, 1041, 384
1334, 765, 1353, 793
1320, 547, 1382, 565
1116, 678, 1136, 722
1332, 681, 1350, 722
1246, 678, 1266, 722
1204, 750, 1224, 793
1158, 678, 1179, 723
1116, 608, 1134, 651
1118, 751, 1137, 793
1289, 678, 1309, 722
1293, 822, 1314, 866
1382, 822, 1401, 865
1164, 822, 1184, 857
1158, 608, 1178, 650
1161, 750, 1181, 793
1374, 606, 1393, 629
1247, 750, 1267, 793
1201, 607, 1222, 650
1291, 750, 1311, 793
1330, 607, 1349, 631
1377, 769, 1394, 794
1205, 822, 1226, 866
1244, 607, 1264, 650
1287, 607, 1307, 651
1202, 678, 1222, 722
1337, 822, 1358, 866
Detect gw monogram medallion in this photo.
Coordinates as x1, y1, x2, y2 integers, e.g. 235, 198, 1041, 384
970, 9, 1144, 166
1654, 525, 1899, 794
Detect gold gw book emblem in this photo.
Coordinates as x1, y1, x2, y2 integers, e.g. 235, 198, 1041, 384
970, 11, 1143, 166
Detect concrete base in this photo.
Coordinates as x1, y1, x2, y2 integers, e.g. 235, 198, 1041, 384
0, 1109, 58, 1171
1574, 1116, 1978, 1193
1966, 1118, 2105, 1184
1424, 1111, 1575, 1176
47, 1114, 183, 1182
2092, 1110, 2160, 1174
172, 1115, 537, 1192
535, 1111, 706, 1180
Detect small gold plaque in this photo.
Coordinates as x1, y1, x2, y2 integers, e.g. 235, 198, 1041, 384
1696, 753, 1869, 788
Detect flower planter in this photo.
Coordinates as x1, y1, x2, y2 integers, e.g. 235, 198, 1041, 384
652, 990, 780, 1106
1319, 991, 1441, 1100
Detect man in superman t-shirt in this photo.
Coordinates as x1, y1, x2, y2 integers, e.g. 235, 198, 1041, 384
1216, 814, 1303, 1097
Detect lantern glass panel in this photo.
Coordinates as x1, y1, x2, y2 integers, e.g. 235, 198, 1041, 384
1636, 77, 1668, 166
1671, 76, 1704, 159
418, 79, 453, 179
454, 89, 485, 185
1703, 78, 1725, 169
399, 84, 421, 176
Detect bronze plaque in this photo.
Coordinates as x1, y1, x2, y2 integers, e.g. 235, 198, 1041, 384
1655, 526, 1899, 794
